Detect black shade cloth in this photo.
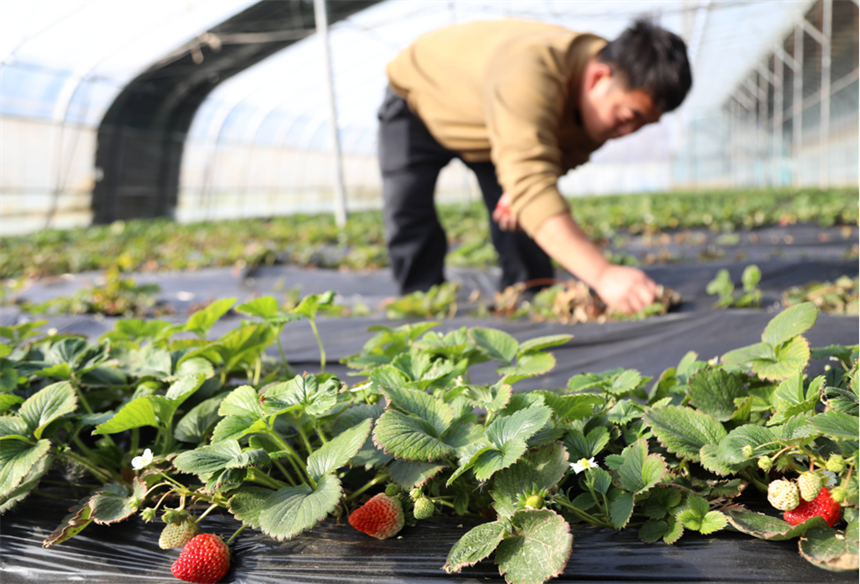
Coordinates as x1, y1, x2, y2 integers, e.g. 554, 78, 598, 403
1, 488, 856, 583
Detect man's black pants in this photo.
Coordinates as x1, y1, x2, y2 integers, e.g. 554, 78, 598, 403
377, 88, 554, 295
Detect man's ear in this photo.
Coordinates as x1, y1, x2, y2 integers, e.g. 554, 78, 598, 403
584, 60, 614, 92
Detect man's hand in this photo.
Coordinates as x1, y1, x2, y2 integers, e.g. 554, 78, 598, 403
492, 192, 520, 232
592, 265, 658, 314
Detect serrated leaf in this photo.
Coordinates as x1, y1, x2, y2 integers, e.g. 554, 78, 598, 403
609, 491, 635, 529
663, 517, 684, 544
0, 452, 51, 513
235, 296, 280, 319
687, 368, 747, 422
470, 328, 519, 364
725, 508, 829, 540
225, 448, 271, 469
589, 467, 613, 495
373, 409, 455, 462
644, 406, 727, 462
258, 473, 341, 541
614, 439, 667, 495
472, 438, 528, 481
751, 336, 811, 381
491, 442, 569, 519
763, 303, 818, 347
536, 392, 602, 421
0, 439, 50, 498
639, 519, 669, 543
307, 419, 372, 481
42, 497, 93, 546
388, 459, 447, 490
721, 342, 775, 366
606, 369, 643, 396
185, 297, 236, 338
290, 291, 335, 319
381, 385, 453, 437
264, 375, 338, 418
496, 510, 572, 584
486, 405, 552, 449
698, 443, 745, 476
606, 400, 642, 425
716, 424, 777, 465
517, 334, 572, 356
643, 488, 683, 519
675, 494, 710, 531
699, 511, 728, 535
799, 526, 859, 572
218, 385, 264, 419
19, 381, 77, 439
809, 411, 859, 440
0, 359, 18, 392
444, 520, 507, 573
498, 351, 556, 383
173, 440, 242, 477
464, 383, 512, 413
563, 427, 610, 460
92, 396, 169, 435
89, 480, 146, 525
0, 416, 31, 439
175, 358, 214, 379
228, 487, 275, 528
174, 395, 225, 444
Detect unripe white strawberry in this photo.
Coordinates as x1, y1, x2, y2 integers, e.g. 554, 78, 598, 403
825, 455, 846, 474
757, 457, 773, 472
767, 479, 799, 511
797, 472, 823, 502
159, 518, 199, 549
413, 497, 435, 520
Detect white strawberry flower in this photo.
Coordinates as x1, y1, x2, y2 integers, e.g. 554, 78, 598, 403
132, 448, 153, 470
571, 457, 598, 474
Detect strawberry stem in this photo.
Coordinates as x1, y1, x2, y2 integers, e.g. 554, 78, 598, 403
226, 525, 247, 545
195, 503, 219, 524
345, 473, 388, 503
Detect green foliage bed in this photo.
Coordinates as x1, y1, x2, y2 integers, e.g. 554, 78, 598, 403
2, 187, 856, 279
1, 293, 857, 582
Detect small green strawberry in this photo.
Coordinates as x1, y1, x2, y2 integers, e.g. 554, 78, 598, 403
413, 497, 435, 520
741, 445, 754, 458
826, 455, 846, 474
830, 486, 847, 504
159, 518, 199, 549
767, 479, 799, 511
757, 457, 773, 472
797, 472, 823, 502
384, 483, 400, 497
140, 507, 157, 522
524, 494, 545, 510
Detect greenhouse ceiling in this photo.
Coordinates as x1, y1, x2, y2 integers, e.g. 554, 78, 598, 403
1, 0, 815, 158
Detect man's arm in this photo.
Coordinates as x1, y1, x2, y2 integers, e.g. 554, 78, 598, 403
531, 212, 658, 314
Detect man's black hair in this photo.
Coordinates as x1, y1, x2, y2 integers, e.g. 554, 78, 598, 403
597, 18, 692, 112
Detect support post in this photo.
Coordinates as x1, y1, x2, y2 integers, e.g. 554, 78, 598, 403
792, 25, 804, 187
820, 0, 832, 187
314, 0, 348, 227
773, 49, 784, 186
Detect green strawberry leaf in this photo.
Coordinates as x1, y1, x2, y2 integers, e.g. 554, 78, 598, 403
0, 394, 24, 413
639, 519, 669, 543
492, 442, 569, 519
663, 516, 685, 544
210, 415, 267, 443
0, 359, 18, 392
18, 381, 77, 439
0, 439, 51, 499
225, 448, 271, 469
762, 302, 818, 347
235, 296, 280, 320
173, 439, 243, 477
517, 334, 572, 356
373, 410, 455, 462
185, 297, 236, 338
0, 416, 32, 440
463, 382, 512, 413
687, 368, 747, 422
563, 427, 610, 460
609, 490, 635, 529
264, 375, 338, 418
333, 404, 392, 468
725, 508, 829, 540
444, 520, 508, 573
89, 479, 146, 525
799, 526, 860, 572
470, 328, 519, 364
498, 351, 556, 383
388, 459, 447, 490
716, 424, 778, 465
751, 336, 811, 381
174, 395, 226, 444
0, 452, 52, 513
606, 369, 644, 396
290, 291, 335, 319
219, 385, 264, 419
721, 342, 776, 366
614, 439, 667, 495
92, 396, 170, 435
643, 488, 683, 520
228, 487, 275, 528
380, 385, 453, 437
43, 497, 93, 547
259, 473, 341, 541
471, 438, 528, 481
536, 392, 602, 421
307, 419, 372, 481
485, 405, 553, 449
644, 406, 727, 462
809, 411, 858, 440
496, 509, 572, 584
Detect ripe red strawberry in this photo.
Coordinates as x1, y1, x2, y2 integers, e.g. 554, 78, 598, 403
784, 487, 841, 528
348, 493, 404, 539
170, 533, 230, 584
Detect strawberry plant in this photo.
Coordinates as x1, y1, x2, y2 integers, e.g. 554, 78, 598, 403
0, 296, 857, 583
706, 265, 762, 308
783, 276, 858, 315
